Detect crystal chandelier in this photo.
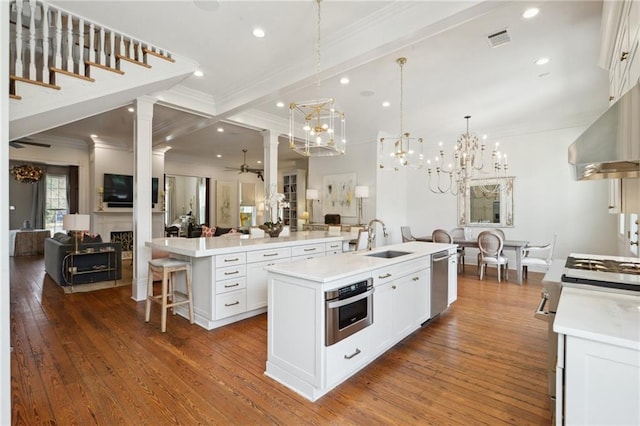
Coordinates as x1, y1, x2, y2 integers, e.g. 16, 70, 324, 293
10, 164, 44, 183
289, 0, 346, 157
378, 57, 423, 170
426, 115, 508, 195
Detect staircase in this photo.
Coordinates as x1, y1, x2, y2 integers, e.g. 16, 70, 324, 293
8, 0, 199, 140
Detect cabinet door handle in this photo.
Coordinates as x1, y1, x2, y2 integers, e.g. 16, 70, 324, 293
224, 283, 240, 288
304, 248, 316, 252
378, 273, 392, 279
392, 285, 397, 290
263, 253, 279, 257
344, 348, 361, 360
224, 270, 240, 275
225, 301, 240, 307
224, 258, 239, 262
413, 277, 419, 281
620, 51, 629, 61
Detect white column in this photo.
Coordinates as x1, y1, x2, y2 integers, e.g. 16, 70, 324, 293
1, 2, 12, 423
262, 130, 279, 222
132, 96, 156, 301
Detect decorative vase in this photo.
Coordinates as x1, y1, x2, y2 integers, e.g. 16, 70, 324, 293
259, 222, 283, 237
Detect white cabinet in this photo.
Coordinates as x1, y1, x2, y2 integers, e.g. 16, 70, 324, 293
561, 335, 640, 425
325, 326, 372, 388
448, 250, 458, 306
605, 0, 640, 103
609, 178, 640, 214
246, 257, 289, 311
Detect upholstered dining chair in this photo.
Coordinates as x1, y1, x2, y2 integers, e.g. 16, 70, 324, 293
522, 234, 557, 278
400, 226, 416, 242
449, 227, 466, 273
477, 230, 509, 283
431, 228, 453, 243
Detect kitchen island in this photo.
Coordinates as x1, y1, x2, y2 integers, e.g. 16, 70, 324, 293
145, 231, 352, 330
264, 241, 457, 401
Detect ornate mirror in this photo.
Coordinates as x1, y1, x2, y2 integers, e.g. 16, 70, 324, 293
457, 177, 514, 227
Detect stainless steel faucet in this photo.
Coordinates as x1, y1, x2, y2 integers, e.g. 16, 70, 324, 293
367, 219, 388, 250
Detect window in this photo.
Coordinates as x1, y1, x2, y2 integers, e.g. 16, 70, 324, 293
45, 174, 68, 234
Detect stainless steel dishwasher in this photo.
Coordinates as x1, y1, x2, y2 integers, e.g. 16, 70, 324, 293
430, 250, 454, 318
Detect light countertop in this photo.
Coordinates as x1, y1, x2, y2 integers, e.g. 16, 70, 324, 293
145, 230, 352, 257
554, 286, 640, 350
265, 241, 455, 284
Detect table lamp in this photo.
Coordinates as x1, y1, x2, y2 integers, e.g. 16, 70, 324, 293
306, 189, 319, 223
355, 186, 369, 225
63, 214, 91, 253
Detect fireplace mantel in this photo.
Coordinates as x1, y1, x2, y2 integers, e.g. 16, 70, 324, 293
92, 211, 165, 242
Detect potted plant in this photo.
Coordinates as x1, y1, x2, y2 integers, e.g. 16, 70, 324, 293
259, 219, 283, 237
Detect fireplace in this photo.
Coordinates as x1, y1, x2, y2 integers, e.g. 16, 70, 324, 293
110, 231, 133, 258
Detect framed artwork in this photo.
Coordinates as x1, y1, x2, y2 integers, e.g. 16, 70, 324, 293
322, 173, 357, 217
216, 180, 238, 228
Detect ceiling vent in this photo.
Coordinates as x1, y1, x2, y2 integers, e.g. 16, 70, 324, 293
487, 28, 511, 48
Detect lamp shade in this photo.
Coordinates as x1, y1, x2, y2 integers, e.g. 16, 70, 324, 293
355, 186, 369, 198
63, 214, 91, 231
306, 189, 319, 200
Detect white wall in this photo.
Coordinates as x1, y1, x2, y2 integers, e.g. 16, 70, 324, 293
405, 126, 618, 266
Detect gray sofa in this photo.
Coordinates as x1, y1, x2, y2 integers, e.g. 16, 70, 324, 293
44, 237, 122, 286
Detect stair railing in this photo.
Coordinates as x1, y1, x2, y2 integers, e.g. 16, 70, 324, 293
9, 0, 174, 87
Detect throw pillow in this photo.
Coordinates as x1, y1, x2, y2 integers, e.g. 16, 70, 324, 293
82, 233, 103, 243
53, 232, 72, 244
201, 226, 216, 237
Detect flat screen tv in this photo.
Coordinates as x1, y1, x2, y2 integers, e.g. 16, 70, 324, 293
103, 173, 133, 207
103, 174, 160, 207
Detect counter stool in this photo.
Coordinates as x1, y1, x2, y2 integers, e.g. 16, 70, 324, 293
145, 258, 194, 332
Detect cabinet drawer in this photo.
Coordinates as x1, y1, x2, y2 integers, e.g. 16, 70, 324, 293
247, 247, 291, 263
215, 277, 247, 295
371, 264, 404, 286
325, 241, 343, 254
215, 264, 246, 281
215, 252, 246, 268
215, 289, 246, 320
291, 252, 325, 262
325, 326, 372, 387
291, 243, 325, 257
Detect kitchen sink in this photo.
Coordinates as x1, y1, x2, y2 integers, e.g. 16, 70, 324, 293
365, 250, 412, 259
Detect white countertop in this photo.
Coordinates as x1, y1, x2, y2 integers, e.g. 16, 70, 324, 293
554, 286, 640, 350
145, 230, 352, 257
265, 241, 455, 283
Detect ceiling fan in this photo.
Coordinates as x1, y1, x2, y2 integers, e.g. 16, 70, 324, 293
225, 149, 264, 181
9, 138, 51, 149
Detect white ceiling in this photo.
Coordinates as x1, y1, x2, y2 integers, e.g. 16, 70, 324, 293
25, 0, 610, 169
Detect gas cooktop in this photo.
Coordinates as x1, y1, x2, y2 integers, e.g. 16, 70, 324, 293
561, 253, 640, 292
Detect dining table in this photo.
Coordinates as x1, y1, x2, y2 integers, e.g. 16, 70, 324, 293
416, 235, 530, 284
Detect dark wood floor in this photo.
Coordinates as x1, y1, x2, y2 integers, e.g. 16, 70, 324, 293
10, 255, 552, 425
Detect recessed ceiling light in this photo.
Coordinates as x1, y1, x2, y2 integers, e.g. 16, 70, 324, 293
127, 107, 134, 112
217, 127, 224, 132
382, 101, 390, 108
90, 134, 97, 138
193, 70, 204, 77
340, 77, 349, 85
535, 57, 550, 65
276, 101, 285, 108
522, 7, 540, 19
216, 154, 222, 158
252, 28, 265, 38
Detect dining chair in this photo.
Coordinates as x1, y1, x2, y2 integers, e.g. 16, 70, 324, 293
449, 227, 466, 273
431, 229, 452, 243
522, 234, 557, 278
355, 229, 369, 251
400, 226, 416, 242
477, 230, 509, 282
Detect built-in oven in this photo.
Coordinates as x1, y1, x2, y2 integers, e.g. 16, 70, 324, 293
325, 278, 374, 346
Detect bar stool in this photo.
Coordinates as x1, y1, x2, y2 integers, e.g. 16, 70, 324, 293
145, 258, 194, 332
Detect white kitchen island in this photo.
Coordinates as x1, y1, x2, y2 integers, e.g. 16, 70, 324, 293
145, 231, 352, 330
264, 241, 457, 402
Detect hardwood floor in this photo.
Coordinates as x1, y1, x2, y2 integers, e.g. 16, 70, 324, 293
10, 256, 552, 425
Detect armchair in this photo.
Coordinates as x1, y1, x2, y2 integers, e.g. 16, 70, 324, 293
522, 234, 556, 278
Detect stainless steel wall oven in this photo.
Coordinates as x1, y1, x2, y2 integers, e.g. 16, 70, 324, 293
325, 278, 373, 346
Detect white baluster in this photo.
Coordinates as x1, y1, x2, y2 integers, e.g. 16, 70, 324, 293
28, 0, 36, 80
54, 9, 62, 69
128, 37, 133, 59
15, 0, 23, 77
119, 33, 125, 63
41, 3, 50, 83
136, 41, 142, 63
99, 27, 105, 64
78, 18, 84, 76
108, 31, 115, 68
88, 22, 95, 64
66, 13, 73, 71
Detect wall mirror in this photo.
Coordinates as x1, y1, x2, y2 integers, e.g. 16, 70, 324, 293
457, 177, 514, 227
165, 175, 209, 228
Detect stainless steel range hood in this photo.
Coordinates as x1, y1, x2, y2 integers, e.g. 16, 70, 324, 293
568, 83, 640, 180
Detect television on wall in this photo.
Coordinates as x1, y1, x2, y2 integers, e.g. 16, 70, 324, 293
103, 174, 160, 207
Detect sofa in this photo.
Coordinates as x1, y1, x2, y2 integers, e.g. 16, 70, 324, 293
44, 235, 122, 286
